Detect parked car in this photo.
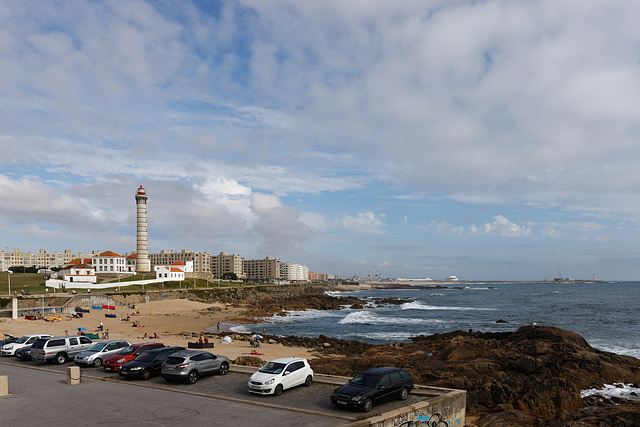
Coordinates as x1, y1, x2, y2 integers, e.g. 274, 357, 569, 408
330, 367, 414, 412
75, 307, 90, 313
161, 350, 229, 384
3, 333, 18, 345
74, 340, 131, 367
248, 357, 313, 396
1, 334, 52, 356
30, 335, 95, 364
16, 345, 34, 361
103, 342, 164, 372
119, 346, 185, 380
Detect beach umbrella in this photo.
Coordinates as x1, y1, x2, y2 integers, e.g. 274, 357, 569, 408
76, 327, 86, 331
249, 334, 263, 339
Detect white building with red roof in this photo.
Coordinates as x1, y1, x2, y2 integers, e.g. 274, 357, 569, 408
92, 250, 127, 274
154, 260, 191, 281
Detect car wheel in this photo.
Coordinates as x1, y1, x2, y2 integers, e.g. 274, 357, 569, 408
219, 362, 229, 375
187, 370, 198, 384
92, 358, 103, 368
55, 353, 67, 364
362, 397, 373, 412
304, 375, 313, 387
399, 387, 409, 400
273, 384, 283, 396
141, 369, 152, 380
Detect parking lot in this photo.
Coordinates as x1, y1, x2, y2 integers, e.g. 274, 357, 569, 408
1, 356, 428, 425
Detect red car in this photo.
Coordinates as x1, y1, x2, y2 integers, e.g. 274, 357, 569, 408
103, 342, 164, 372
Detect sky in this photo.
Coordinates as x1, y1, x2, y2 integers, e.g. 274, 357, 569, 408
2, 0, 640, 281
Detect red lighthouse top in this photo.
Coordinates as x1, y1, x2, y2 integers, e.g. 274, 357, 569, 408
137, 185, 146, 195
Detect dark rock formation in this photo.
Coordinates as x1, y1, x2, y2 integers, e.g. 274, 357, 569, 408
307, 325, 640, 425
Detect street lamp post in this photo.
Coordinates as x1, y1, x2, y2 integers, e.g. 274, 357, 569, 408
7, 270, 13, 295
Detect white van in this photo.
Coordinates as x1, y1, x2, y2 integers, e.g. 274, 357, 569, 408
1, 334, 52, 356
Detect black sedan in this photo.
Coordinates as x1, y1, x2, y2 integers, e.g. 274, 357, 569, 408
15, 345, 33, 361
330, 367, 414, 412
119, 346, 185, 380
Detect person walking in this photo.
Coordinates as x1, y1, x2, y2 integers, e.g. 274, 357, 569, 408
0, 331, 5, 348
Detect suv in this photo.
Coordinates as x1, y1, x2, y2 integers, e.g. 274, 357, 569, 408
248, 357, 313, 396
1, 334, 52, 356
103, 342, 164, 372
119, 346, 185, 380
30, 335, 95, 364
74, 340, 131, 367
161, 350, 229, 384
330, 367, 414, 412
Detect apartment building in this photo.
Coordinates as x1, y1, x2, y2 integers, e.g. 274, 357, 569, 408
243, 257, 281, 281
280, 262, 309, 282
0, 248, 98, 271
149, 249, 211, 274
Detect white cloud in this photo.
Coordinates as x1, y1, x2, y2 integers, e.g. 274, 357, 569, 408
339, 212, 387, 234
424, 220, 465, 236
469, 215, 530, 237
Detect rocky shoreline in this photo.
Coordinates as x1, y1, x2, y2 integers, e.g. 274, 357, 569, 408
191, 284, 640, 426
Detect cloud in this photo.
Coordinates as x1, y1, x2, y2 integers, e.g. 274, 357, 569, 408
423, 220, 465, 236
250, 192, 314, 256
469, 215, 531, 237
339, 212, 387, 234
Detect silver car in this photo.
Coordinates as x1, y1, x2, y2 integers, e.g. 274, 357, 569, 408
74, 340, 131, 367
161, 350, 230, 384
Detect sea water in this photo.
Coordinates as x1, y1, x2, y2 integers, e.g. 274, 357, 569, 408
233, 281, 640, 358
231, 281, 640, 400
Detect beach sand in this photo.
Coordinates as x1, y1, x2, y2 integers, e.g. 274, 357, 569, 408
0, 299, 318, 362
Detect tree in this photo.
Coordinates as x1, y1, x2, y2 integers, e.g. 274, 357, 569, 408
222, 272, 238, 280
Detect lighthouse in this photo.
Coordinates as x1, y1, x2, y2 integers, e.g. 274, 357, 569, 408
135, 185, 151, 273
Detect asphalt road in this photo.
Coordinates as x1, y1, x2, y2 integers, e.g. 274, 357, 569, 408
0, 357, 426, 426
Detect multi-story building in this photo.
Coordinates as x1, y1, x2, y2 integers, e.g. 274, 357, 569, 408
280, 262, 309, 282
0, 248, 98, 271
92, 251, 127, 274
308, 271, 327, 282
243, 257, 281, 281
149, 250, 211, 274
211, 252, 246, 279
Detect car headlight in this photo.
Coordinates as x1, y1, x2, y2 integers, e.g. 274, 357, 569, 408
265, 378, 275, 385
130, 366, 142, 371
116, 358, 126, 364
350, 396, 363, 403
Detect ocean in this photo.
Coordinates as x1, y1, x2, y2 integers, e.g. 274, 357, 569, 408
231, 281, 640, 399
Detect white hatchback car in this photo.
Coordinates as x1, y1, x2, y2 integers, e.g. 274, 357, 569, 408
1, 334, 52, 356
248, 357, 313, 396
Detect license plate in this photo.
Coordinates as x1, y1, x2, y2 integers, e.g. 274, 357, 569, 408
338, 401, 347, 405
165, 367, 175, 371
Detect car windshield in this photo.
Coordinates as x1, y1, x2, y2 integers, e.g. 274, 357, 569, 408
259, 362, 286, 374
119, 346, 137, 355
136, 352, 153, 362
15, 336, 30, 344
86, 343, 108, 352
350, 373, 380, 387
165, 356, 185, 365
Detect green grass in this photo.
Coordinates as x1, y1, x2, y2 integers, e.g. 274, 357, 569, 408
0, 272, 257, 297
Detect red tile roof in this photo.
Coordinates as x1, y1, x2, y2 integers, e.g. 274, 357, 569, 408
99, 251, 123, 257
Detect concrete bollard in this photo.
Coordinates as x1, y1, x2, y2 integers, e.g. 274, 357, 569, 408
66, 366, 81, 385
0, 376, 8, 396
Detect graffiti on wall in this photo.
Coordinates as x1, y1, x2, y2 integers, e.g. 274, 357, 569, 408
394, 412, 462, 427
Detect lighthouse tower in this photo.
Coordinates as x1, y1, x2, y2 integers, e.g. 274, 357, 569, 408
135, 185, 151, 273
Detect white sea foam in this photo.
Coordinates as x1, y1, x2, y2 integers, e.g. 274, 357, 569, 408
338, 310, 446, 325
265, 309, 340, 324
581, 383, 640, 401
401, 301, 497, 311
230, 324, 251, 333
430, 293, 445, 297
357, 331, 418, 341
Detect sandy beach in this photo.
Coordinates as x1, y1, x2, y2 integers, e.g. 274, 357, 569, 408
0, 298, 318, 362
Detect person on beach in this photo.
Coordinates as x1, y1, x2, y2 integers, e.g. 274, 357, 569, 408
217, 322, 220, 333
198, 337, 203, 344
